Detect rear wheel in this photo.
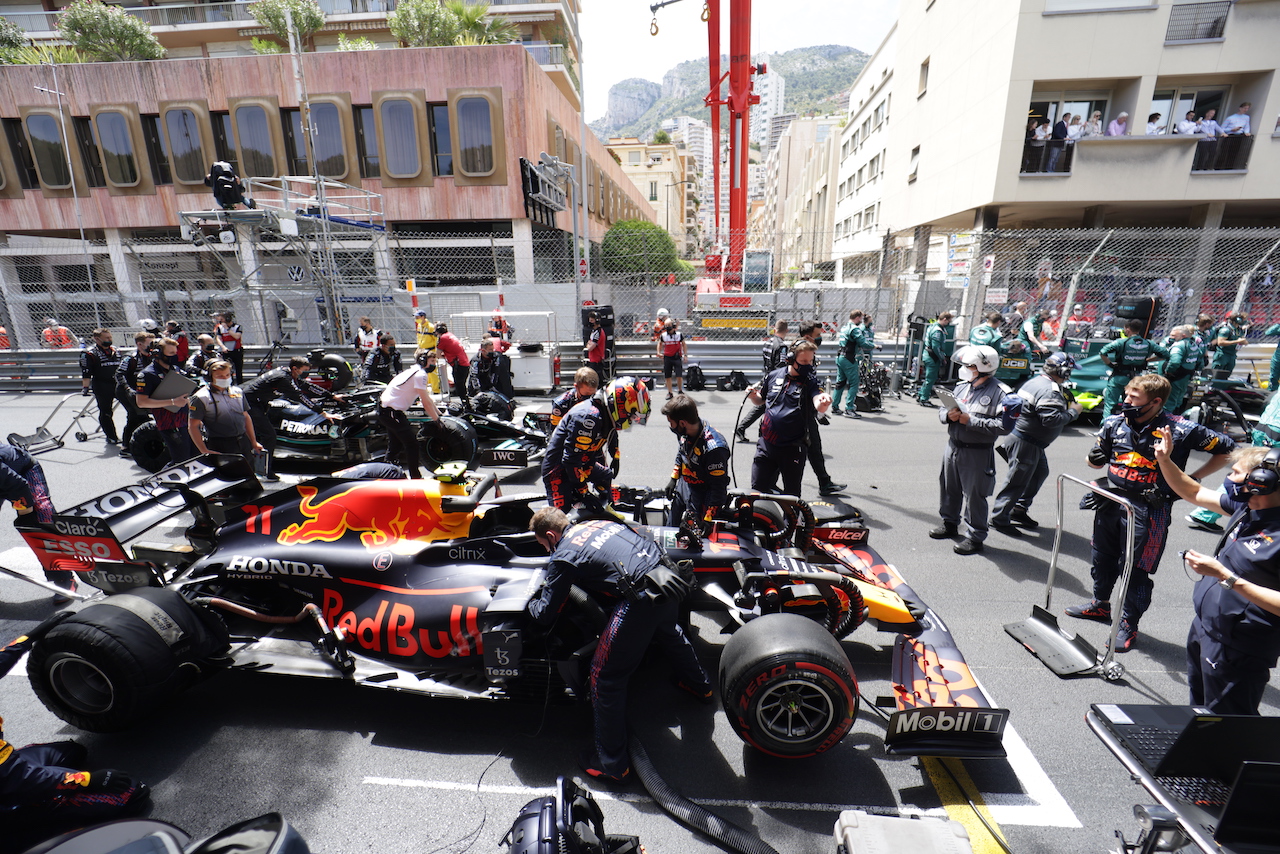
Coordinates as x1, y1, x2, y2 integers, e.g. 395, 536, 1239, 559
719, 613, 858, 758
418, 415, 477, 468
1197, 389, 1250, 442
129, 422, 170, 473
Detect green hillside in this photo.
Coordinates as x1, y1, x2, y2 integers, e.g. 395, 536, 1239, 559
591, 44, 869, 142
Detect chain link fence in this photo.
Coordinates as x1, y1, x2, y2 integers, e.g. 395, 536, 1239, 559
2, 224, 1278, 352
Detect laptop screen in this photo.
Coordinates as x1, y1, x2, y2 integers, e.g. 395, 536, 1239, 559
1214, 761, 1280, 847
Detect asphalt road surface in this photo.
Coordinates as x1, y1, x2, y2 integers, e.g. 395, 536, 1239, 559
2, 382, 1275, 854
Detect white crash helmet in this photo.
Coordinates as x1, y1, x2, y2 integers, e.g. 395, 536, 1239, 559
952, 344, 1000, 374
656, 308, 670, 320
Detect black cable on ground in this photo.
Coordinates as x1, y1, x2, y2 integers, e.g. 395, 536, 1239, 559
628, 733, 780, 854
729, 389, 753, 489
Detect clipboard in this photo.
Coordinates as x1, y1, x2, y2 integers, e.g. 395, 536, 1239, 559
151, 370, 199, 412
935, 388, 962, 411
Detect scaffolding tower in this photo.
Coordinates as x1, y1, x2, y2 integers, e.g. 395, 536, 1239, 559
177, 176, 389, 346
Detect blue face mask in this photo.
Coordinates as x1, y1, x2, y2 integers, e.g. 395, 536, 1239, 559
1224, 476, 1247, 501
794, 362, 816, 379
1119, 401, 1154, 425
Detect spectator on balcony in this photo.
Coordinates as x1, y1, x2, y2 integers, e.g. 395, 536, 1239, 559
1022, 119, 1041, 172
1176, 110, 1200, 135
1194, 108, 1223, 170
1047, 113, 1071, 172
1146, 113, 1165, 135
1083, 111, 1104, 138
1067, 114, 1085, 141
1106, 112, 1129, 136
1222, 102, 1252, 136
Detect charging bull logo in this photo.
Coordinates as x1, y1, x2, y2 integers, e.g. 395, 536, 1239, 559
277, 484, 450, 551
1110, 451, 1158, 486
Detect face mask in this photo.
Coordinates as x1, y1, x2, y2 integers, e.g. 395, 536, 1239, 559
298, 371, 311, 381
669, 425, 685, 437
958, 366, 977, 382
1119, 401, 1153, 424
204, 345, 216, 354
1224, 476, 1247, 501
424, 364, 436, 374
813, 336, 824, 347
212, 377, 231, 389
794, 362, 816, 379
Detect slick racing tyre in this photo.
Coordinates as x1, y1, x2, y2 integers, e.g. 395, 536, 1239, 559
719, 613, 858, 758
128, 422, 170, 473
418, 415, 478, 468
28, 588, 229, 732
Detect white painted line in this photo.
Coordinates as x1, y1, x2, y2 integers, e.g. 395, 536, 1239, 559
980, 725, 1082, 828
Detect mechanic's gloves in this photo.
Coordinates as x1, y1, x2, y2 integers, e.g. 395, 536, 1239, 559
82, 387, 92, 397
82, 769, 135, 794
1087, 446, 1109, 467
664, 477, 678, 499
645, 566, 693, 603
610, 455, 621, 478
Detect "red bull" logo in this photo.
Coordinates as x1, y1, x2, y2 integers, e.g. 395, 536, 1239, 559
277, 483, 450, 551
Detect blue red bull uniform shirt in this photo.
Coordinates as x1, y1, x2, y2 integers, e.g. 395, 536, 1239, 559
551, 389, 619, 469
1094, 412, 1235, 497
1194, 497, 1280, 663
541, 397, 615, 501
671, 420, 730, 523
759, 366, 821, 447
528, 519, 661, 625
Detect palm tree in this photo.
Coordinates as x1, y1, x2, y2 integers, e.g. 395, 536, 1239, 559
444, 0, 519, 45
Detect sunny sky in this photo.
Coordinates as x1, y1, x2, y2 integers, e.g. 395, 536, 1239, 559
578, 0, 899, 123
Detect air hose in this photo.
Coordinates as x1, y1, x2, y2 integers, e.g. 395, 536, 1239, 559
729, 386, 755, 489
628, 733, 781, 854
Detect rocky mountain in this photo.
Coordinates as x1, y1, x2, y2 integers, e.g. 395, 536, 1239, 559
590, 44, 869, 142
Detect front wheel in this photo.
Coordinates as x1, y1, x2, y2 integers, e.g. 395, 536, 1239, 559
128, 422, 170, 473
418, 415, 478, 468
719, 613, 858, 758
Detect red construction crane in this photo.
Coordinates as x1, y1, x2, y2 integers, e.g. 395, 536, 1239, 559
651, 0, 761, 291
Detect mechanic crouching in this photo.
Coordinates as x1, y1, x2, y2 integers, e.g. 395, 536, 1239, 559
662, 394, 729, 534
527, 507, 710, 783
541, 377, 649, 511
242, 356, 338, 482
930, 344, 1019, 556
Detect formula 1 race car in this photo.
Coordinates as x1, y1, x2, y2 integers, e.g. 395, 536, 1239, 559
9, 456, 1007, 761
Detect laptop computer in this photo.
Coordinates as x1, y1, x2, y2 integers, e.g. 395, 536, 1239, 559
1091, 704, 1280, 781
1212, 761, 1280, 851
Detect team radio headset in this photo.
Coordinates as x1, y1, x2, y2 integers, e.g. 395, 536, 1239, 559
1181, 446, 1280, 590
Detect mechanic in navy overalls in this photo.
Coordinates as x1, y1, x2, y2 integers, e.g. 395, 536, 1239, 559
541, 376, 649, 510
1155, 440, 1280, 714
930, 344, 1017, 556
1064, 373, 1234, 652
1099, 318, 1169, 416
527, 507, 710, 783
550, 367, 619, 477
661, 394, 730, 532
733, 320, 789, 444
0, 636, 149, 843
747, 338, 832, 497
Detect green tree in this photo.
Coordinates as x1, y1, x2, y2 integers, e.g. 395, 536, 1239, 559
251, 36, 284, 54
57, 0, 165, 62
387, 0, 460, 47
445, 0, 518, 45
0, 17, 26, 50
600, 220, 681, 285
249, 0, 325, 48
652, 129, 671, 145
337, 33, 377, 51
0, 43, 90, 65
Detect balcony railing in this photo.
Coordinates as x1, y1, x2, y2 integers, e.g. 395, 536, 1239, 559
1020, 140, 1075, 175
1191, 135, 1253, 172
522, 42, 565, 66
3, 0, 398, 32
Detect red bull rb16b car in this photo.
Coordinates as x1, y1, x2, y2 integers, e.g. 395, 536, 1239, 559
9, 455, 1007, 761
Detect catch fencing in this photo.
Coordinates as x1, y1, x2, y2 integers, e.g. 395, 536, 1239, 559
1, 225, 1278, 352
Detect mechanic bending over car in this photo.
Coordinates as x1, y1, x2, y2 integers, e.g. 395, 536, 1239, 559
1065, 373, 1235, 652
550, 367, 619, 478
0, 634, 150, 847
243, 356, 340, 482
1154, 436, 1280, 715
188, 360, 264, 462
1, 440, 75, 599
541, 376, 650, 510
527, 507, 710, 784
378, 349, 443, 479
662, 394, 730, 533
135, 337, 196, 466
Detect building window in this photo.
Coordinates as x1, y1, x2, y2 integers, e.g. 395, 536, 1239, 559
283, 103, 346, 178
165, 108, 207, 183
380, 99, 420, 178
211, 112, 237, 174
649, 181, 658, 201
234, 104, 276, 177
71, 119, 107, 187
874, 100, 887, 128
282, 109, 307, 175
919, 59, 929, 97
1166, 1, 1229, 42
456, 97, 494, 177
908, 146, 920, 183
25, 114, 71, 188
868, 153, 880, 180
429, 104, 452, 177
3, 118, 38, 189
94, 111, 139, 186
354, 106, 379, 178
628, 150, 642, 164
141, 115, 171, 185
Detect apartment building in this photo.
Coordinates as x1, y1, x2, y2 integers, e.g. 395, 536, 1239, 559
750, 59, 786, 146
606, 137, 694, 256
752, 115, 841, 271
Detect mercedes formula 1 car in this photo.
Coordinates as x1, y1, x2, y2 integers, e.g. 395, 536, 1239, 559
8, 456, 1007, 761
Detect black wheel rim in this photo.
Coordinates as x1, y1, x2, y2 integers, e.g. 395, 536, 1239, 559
48, 654, 114, 714
753, 676, 837, 745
